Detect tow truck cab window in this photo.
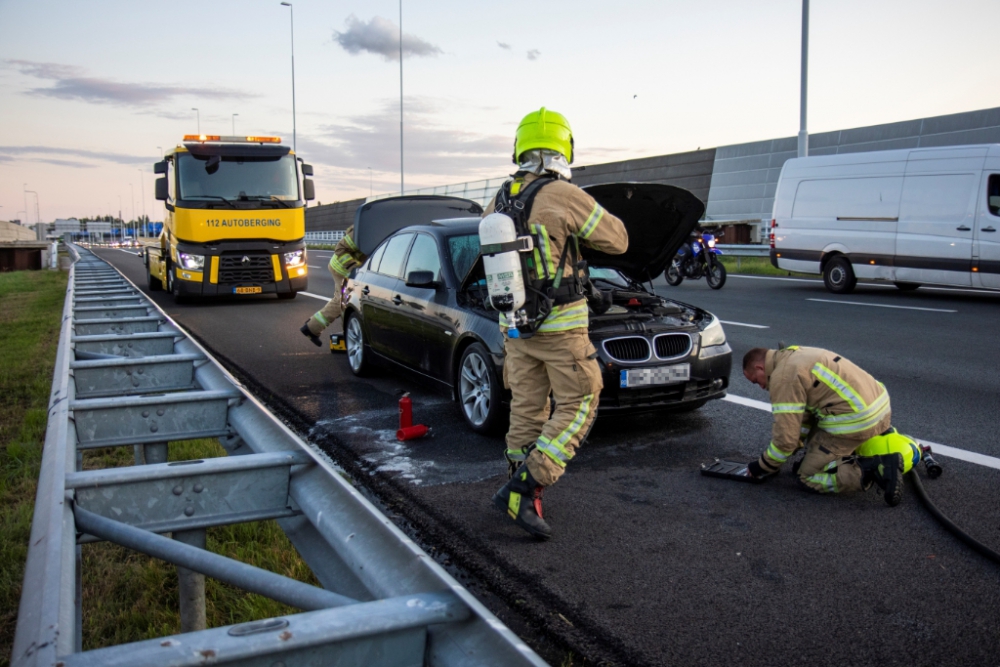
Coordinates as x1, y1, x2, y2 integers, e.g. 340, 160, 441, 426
989, 174, 1000, 217
377, 233, 414, 279
176, 153, 299, 202
403, 234, 442, 281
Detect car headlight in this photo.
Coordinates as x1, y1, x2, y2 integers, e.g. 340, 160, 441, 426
284, 249, 306, 267
700, 315, 726, 348
178, 251, 205, 271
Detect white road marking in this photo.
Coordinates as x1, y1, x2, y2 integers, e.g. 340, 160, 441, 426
300, 291, 333, 301
727, 274, 823, 284
308, 265, 324, 269
720, 320, 769, 329
722, 394, 1000, 471
806, 298, 957, 313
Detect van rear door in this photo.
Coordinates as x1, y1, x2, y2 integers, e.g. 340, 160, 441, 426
895, 149, 985, 287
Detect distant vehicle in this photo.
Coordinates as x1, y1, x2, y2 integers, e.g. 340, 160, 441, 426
341, 184, 731, 434
145, 134, 314, 301
665, 229, 726, 289
770, 144, 1000, 293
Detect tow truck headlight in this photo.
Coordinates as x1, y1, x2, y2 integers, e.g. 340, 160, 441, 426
700, 316, 726, 348
284, 249, 306, 267
178, 252, 205, 271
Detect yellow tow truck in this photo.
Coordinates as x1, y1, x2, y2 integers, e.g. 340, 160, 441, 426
146, 134, 314, 300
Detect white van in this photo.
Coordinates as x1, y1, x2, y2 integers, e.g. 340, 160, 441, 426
769, 144, 1000, 293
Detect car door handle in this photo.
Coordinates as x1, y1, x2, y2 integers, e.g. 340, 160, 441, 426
361, 286, 370, 295
956, 225, 971, 231
983, 226, 997, 232
392, 295, 403, 305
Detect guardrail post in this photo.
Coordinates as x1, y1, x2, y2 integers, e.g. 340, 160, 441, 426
143, 442, 168, 464
175, 529, 208, 632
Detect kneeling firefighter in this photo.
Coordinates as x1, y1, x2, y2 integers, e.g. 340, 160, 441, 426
483, 108, 628, 539
743, 346, 920, 506
299, 225, 366, 346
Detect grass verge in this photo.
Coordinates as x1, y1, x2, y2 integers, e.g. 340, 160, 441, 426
1, 269, 315, 665
718, 255, 813, 277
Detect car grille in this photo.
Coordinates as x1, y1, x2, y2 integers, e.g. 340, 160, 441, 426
219, 253, 273, 283
603, 337, 651, 363
653, 334, 692, 359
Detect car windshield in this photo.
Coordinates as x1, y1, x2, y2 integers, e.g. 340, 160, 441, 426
588, 267, 629, 287
448, 233, 481, 281
177, 153, 299, 201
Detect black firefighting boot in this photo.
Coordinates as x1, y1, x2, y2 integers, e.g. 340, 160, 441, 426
859, 453, 904, 507
504, 444, 536, 479
493, 464, 551, 540
300, 321, 322, 347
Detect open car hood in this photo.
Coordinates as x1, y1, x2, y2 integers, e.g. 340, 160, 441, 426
353, 195, 483, 256
580, 182, 705, 283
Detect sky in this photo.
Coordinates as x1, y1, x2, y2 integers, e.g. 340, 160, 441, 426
1, 0, 998, 224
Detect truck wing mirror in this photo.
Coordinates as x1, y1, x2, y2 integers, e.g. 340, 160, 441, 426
154, 177, 168, 201
153, 160, 168, 174
303, 178, 315, 201
301, 163, 314, 176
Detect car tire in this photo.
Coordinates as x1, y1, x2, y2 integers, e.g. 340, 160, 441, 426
277, 291, 297, 300
823, 256, 857, 294
345, 312, 372, 377
665, 262, 684, 286
894, 282, 920, 291
706, 259, 727, 290
167, 265, 187, 303
457, 342, 504, 434
147, 260, 163, 292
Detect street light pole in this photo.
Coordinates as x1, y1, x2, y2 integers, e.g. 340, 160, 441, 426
798, 0, 809, 158
280, 2, 297, 152
118, 195, 123, 242
23, 183, 29, 226
232, 113, 239, 135
25, 190, 40, 227
138, 169, 147, 237
192, 108, 200, 134
157, 146, 163, 159
399, 0, 404, 195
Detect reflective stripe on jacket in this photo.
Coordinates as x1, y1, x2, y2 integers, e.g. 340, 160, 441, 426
486, 173, 628, 333
328, 225, 367, 278
760, 346, 891, 470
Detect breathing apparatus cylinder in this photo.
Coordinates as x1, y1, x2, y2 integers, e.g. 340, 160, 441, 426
479, 212, 528, 337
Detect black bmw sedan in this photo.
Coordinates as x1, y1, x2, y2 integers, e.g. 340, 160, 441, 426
340, 183, 732, 434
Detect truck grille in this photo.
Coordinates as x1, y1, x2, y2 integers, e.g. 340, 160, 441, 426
653, 334, 691, 359
219, 253, 273, 283
602, 337, 651, 363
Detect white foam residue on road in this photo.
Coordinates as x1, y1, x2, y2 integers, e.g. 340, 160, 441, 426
313, 415, 427, 485
722, 394, 1000, 471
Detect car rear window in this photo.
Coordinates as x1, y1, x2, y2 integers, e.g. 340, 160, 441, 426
448, 234, 480, 281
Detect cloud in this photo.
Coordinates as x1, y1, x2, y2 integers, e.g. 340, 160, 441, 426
0, 145, 152, 168
6, 59, 256, 108
333, 15, 443, 61
298, 98, 511, 179
526, 49, 541, 61
497, 41, 511, 50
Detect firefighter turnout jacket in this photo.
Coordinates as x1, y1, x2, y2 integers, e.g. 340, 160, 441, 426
328, 225, 366, 278
486, 173, 629, 333
758, 346, 892, 473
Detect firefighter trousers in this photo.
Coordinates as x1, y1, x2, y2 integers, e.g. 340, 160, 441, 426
306, 267, 347, 336
798, 413, 892, 493
503, 328, 603, 487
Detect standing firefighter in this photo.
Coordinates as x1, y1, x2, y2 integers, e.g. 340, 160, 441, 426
487, 108, 628, 539
743, 346, 920, 506
299, 225, 366, 346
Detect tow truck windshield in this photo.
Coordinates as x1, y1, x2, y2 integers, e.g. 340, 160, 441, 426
177, 153, 299, 205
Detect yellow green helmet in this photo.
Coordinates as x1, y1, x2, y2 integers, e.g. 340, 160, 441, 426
856, 428, 922, 474
513, 107, 574, 164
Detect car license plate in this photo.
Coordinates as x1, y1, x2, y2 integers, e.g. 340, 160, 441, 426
233, 286, 262, 295
620, 364, 690, 388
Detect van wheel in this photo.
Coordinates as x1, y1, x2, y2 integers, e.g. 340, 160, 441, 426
823, 256, 856, 294
894, 282, 920, 291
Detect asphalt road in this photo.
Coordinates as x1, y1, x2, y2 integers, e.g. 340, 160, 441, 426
96, 248, 1000, 667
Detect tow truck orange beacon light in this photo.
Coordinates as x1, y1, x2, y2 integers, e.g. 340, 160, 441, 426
182, 135, 282, 144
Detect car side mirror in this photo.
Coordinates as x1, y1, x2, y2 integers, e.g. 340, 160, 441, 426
405, 270, 439, 290
153, 160, 168, 174
155, 177, 168, 201
303, 178, 315, 201
301, 163, 314, 176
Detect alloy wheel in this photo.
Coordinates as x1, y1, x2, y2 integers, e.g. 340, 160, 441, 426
459, 351, 492, 427
346, 317, 364, 372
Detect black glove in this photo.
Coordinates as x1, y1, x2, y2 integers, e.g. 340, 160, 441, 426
747, 460, 772, 479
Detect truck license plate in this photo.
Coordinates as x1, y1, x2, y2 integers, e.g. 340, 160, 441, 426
620, 364, 690, 388
233, 286, 262, 295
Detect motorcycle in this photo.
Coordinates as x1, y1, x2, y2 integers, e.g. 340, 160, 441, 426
665, 231, 726, 289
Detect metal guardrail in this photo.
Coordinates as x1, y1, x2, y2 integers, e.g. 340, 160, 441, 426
13, 245, 548, 667
304, 230, 345, 243
716, 244, 770, 257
